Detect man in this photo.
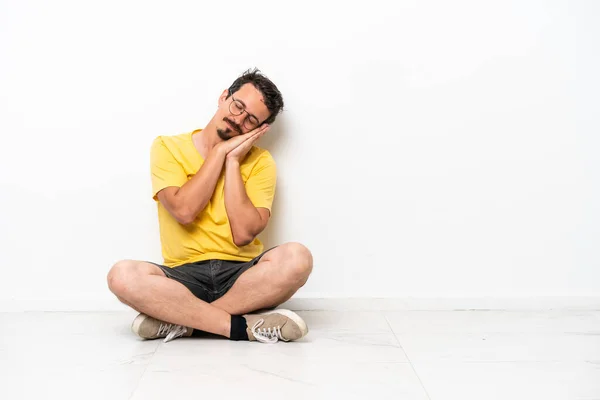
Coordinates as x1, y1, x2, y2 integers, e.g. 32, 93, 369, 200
107, 69, 312, 344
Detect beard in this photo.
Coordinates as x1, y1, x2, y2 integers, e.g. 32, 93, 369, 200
216, 127, 233, 141
217, 117, 242, 140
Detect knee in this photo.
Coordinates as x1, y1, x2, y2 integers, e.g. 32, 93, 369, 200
280, 242, 313, 284
107, 260, 140, 298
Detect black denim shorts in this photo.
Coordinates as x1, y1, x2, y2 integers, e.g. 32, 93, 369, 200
150, 248, 274, 303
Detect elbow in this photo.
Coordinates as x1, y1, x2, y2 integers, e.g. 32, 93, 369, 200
234, 239, 254, 247
233, 231, 255, 247
174, 207, 196, 226
178, 216, 195, 226
234, 237, 254, 247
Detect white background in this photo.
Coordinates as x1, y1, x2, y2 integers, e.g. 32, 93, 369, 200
1, 0, 598, 310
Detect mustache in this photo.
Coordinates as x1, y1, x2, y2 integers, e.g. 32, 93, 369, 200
223, 117, 242, 134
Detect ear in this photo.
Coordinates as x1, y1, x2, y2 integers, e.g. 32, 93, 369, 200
218, 89, 229, 106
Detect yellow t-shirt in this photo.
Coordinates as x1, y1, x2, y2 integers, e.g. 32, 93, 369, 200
150, 129, 277, 267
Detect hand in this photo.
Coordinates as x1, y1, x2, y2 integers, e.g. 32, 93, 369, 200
226, 124, 270, 162
213, 124, 269, 158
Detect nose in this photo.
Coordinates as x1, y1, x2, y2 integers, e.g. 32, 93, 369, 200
229, 113, 245, 127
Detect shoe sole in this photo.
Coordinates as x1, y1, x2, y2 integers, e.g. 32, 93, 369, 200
131, 313, 148, 338
257, 309, 309, 338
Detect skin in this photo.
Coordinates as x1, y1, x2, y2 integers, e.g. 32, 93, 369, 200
106, 83, 313, 338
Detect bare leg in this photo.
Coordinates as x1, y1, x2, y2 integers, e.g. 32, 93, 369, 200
211, 242, 313, 315
107, 260, 231, 337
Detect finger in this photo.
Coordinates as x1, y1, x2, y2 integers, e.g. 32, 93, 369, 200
248, 132, 264, 144
241, 124, 269, 142
234, 130, 260, 144
251, 126, 268, 138
257, 127, 268, 138
255, 124, 270, 134
257, 128, 269, 139
232, 129, 264, 151
239, 129, 261, 141
247, 128, 268, 145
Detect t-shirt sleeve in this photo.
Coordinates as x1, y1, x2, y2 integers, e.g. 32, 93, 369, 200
150, 137, 187, 201
246, 151, 277, 212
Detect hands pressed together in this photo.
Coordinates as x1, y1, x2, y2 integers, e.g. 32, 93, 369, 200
215, 124, 270, 163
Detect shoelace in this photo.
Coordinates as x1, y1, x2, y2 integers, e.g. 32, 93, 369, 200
158, 323, 188, 343
250, 319, 286, 343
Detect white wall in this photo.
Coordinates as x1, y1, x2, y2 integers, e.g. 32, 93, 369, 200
1, 0, 598, 310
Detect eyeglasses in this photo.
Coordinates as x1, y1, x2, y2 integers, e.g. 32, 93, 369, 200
229, 94, 260, 130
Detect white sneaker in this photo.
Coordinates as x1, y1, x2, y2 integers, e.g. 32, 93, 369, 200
244, 309, 308, 343
131, 313, 193, 343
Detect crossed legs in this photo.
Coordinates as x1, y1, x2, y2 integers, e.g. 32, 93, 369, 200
107, 243, 313, 338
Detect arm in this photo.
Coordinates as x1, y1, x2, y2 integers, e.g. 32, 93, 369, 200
224, 157, 271, 246
157, 146, 226, 225
151, 128, 266, 225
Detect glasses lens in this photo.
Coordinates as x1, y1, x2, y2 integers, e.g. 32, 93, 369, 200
245, 116, 259, 129
230, 100, 244, 115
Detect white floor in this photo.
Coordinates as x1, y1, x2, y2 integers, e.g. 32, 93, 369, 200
1, 310, 600, 400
